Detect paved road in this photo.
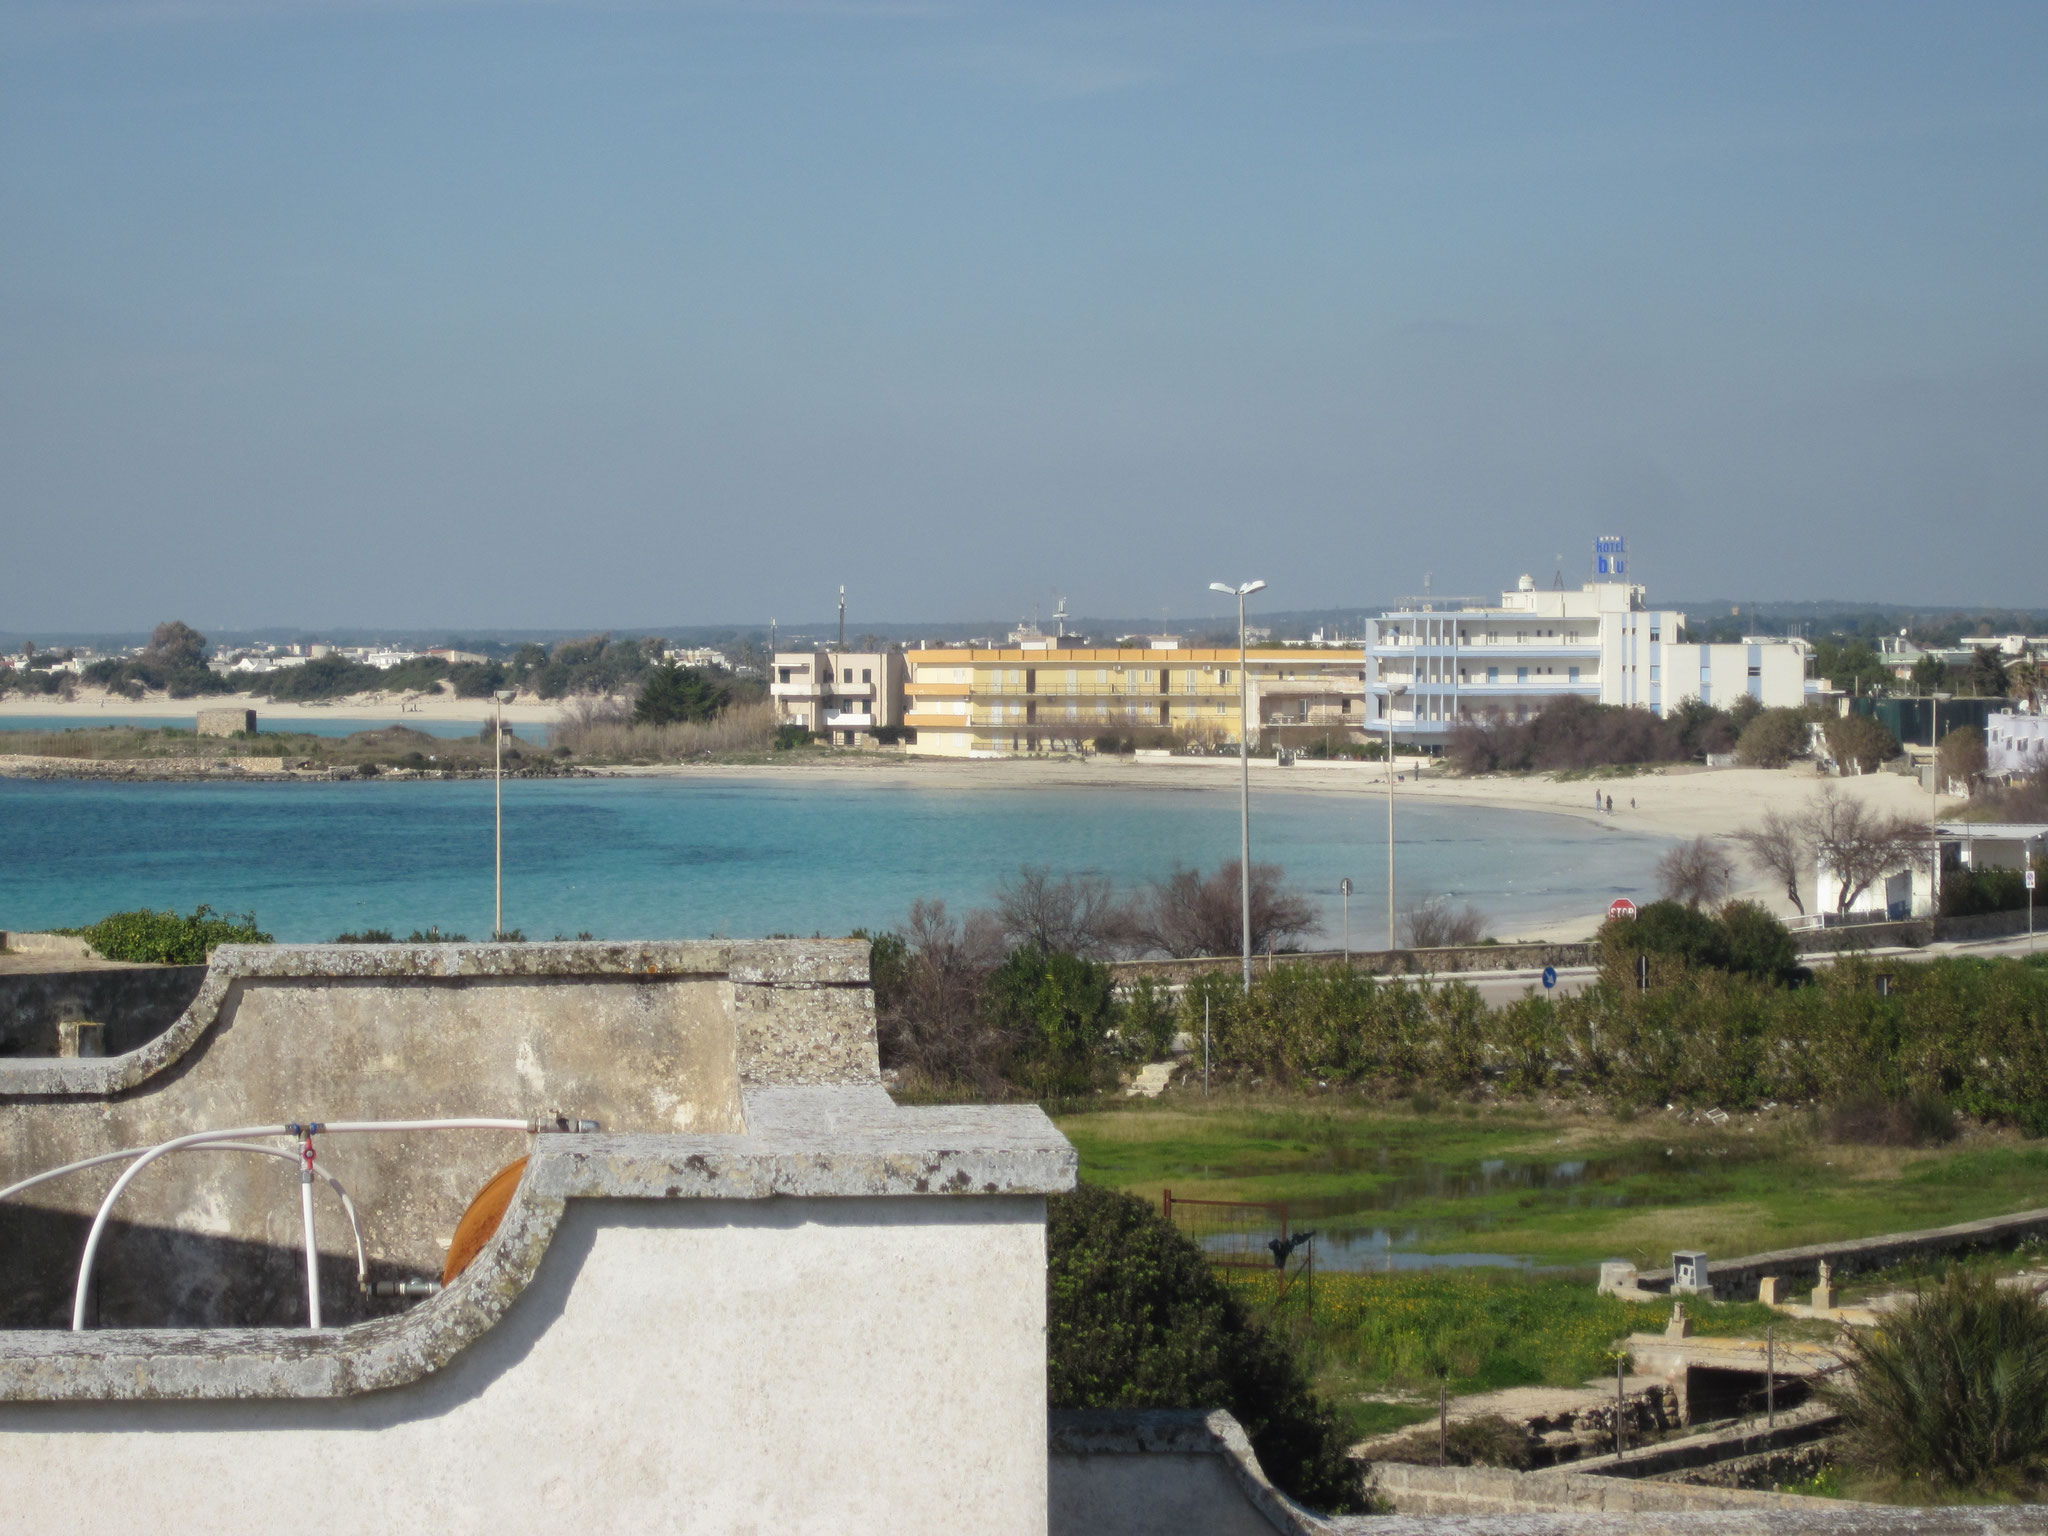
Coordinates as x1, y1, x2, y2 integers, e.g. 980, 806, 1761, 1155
1416, 930, 2044, 1010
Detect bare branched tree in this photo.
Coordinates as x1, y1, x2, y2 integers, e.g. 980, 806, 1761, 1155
1400, 894, 1489, 948
1656, 836, 1736, 909
1733, 809, 1808, 915
877, 898, 1011, 1093
1804, 785, 1927, 915
1128, 861, 1319, 958
994, 865, 1131, 958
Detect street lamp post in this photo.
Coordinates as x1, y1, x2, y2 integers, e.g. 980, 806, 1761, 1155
493, 688, 515, 938
1386, 682, 1408, 949
1340, 877, 1352, 960
1210, 579, 1268, 992
1929, 692, 1952, 918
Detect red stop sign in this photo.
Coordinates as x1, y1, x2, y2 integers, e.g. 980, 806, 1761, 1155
1608, 898, 1639, 921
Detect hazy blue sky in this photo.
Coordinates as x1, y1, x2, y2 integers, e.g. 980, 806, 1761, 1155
3, 1, 2044, 633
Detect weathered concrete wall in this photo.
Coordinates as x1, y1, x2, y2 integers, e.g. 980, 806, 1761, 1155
1633, 1205, 2048, 1300
1050, 1410, 1329, 1536
0, 965, 206, 1058
0, 941, 873, 1327
195, 707, 256, 737
1369, 1461, 1847, 1516
0, 1193, 1053, 1536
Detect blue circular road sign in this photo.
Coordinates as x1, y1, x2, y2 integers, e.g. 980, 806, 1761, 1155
1541, 966, 1558, 990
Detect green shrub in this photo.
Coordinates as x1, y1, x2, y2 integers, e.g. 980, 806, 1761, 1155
1048, 1182, 1368, 1513
1833, 1270, 2048, 1494
77, 905, 271, 964
1941, 866, 2035, 919
634, 662, 730, 725
331, 928, 397, 943
983, 948, 1121, 1099
773, 724, 811, 751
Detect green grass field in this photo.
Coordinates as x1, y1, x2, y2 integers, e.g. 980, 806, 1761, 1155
1056, 1093, 2048, 1444
1056, 1096, 2048, 1268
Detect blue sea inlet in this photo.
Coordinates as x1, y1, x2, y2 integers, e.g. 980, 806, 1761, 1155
0, 776, 1670, 943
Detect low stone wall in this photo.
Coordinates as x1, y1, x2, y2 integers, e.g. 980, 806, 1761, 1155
1110, 942, 1599, 986
1793, 907, 2035, 954
1634, 1205, 2048, 1299
1369, 1462, 1844, 1516
0, 933, 96, 961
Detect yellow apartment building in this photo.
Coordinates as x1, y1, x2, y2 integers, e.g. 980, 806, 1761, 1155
901, 643, 1366, 757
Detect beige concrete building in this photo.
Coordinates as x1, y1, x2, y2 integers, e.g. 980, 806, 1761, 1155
901, 643, 1365, 758
768, 648, 908, 745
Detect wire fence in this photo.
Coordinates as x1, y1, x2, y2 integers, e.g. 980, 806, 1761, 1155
1161, 1191, 1290, 1270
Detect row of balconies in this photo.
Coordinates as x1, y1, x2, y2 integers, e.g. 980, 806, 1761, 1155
1372, 678, 1601, 694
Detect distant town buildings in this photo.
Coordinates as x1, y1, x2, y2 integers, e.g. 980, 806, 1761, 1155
1989, 710, 2048, 779
769, 649, 909, 745
1365, 539, 1813, 747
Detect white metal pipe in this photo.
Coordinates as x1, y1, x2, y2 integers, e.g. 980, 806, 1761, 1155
5, 1143, 367, 1287
67, 1118, 558, 1330
72, 1125, 288, 1331
0, 1146, 156, 1204
300, 1166, 322, 1330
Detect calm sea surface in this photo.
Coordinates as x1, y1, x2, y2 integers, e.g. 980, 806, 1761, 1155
0, 776, 1670, 943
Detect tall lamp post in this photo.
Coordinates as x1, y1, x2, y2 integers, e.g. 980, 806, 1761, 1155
1210, 579, 1268, 992
1386, 682, 1408, 949
494, 688, 515, 938
1929, 692, 1952, 918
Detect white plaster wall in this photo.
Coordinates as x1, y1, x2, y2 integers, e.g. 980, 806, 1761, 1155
0, 1195, 1048, 1536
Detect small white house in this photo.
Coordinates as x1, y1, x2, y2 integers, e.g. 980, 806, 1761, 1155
1988, 710, 2048, 780
1817, 821, 2047, 922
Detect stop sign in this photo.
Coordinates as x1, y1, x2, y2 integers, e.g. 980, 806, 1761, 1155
1608, 898, 1639, 921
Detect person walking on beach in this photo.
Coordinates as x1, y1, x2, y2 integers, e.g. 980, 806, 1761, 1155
1605, 794, 1613, 814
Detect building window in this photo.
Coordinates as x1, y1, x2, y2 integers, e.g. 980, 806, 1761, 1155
842, 668, 853, 684
1487, 666, 1499, 683
1568, 666, 1580, 683
1517, 666, 1529, 683
777, 667, 793, 684
862, 668, 872, 684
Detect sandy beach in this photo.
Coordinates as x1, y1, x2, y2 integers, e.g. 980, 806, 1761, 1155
611, 751, 1933, 840
0, 688, 566, 728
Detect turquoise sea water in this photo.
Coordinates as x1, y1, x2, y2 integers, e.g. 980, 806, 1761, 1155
0, 776, 1670, 943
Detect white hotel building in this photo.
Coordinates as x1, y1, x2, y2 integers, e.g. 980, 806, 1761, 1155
1365, 552, 1811, 747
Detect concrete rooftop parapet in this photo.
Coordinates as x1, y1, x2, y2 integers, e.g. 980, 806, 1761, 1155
1050, 1408, 1331, 1536
0, 938, 873, 1099
0, 1088, 1071, 1403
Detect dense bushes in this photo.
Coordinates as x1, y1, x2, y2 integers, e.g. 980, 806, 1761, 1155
1833, 1270, 2048, 1496
1159, 952, 2048, 1123
72, 905, 271, 964
1598, 900, 1802, 985
1048, 1182, 1368, 1512
1941, 864, 2044, 919
1448, 695, 1683, 774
